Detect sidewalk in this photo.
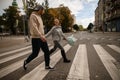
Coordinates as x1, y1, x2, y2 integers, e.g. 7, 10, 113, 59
0, 36, 31, 53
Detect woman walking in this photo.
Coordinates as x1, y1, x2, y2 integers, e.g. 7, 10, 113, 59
45, 18, 70, 63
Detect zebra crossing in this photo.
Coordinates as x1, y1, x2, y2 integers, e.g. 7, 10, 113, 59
94, 45, 120, 80
0, 43, 120, 80
67, 44, 90, 80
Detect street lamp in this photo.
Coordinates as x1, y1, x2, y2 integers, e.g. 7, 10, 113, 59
19, 8, 28, 41
0, 18, 6, 39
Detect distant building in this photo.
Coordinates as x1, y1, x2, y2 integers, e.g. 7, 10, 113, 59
105, 0, 120, 32
95, 0, 120, 32
95, 6, 99, 31
72, 14, 76, 25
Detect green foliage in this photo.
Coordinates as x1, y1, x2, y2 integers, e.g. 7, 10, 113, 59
87, 23, 94, 30
79, 25, 84, 31
73, 24, 79, 31
0, 16, 6, 25
3, 6, 19, 34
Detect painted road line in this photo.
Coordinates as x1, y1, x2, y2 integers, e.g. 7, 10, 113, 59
0, 50, 32, 64
0, 44, 51, 64
0, 46, 53, 78
0, 46, 31, 57
94, 45, 120, 80
0, 46, 51, 78
67, 44, 90, 80
20, 44, 71, 80
0, 44, 51, 57
0, 58, 25, 78
107, 45, 120, 53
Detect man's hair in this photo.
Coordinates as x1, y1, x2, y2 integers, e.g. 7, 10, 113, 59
33, 5, 45, 11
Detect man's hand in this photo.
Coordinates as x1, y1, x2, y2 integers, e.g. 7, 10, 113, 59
40, 35, 46, 42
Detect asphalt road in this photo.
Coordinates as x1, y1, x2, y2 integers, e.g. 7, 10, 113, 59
0, 31, 120, 80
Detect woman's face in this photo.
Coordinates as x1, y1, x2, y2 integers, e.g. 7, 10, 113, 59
54, 19, 59, 26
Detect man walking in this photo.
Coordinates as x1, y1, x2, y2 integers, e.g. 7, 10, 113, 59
23, 5, 53, 70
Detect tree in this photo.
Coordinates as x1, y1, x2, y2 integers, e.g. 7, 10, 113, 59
73, 24, 79, 31
0, 16, 6, 33
87, 23, 94, 32
42, 12, 54, 33
79, 25, 84, 31
41, 0, 54, 33
59, 6, 73, 32
3, 6, 19, 34
22, 0, 74, 33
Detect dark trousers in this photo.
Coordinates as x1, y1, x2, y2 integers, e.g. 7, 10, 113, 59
26, 38, 50, 66
50, 41, 68, 60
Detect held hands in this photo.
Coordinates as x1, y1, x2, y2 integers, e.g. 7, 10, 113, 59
40, 35, 46, 42
63, 37, 67, 40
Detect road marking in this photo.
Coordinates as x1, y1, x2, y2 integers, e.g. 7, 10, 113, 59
0, 50, 31, 64
107, 45, 120, 53
0, 58, 25, 78
0, 44, 51, 57
67, 44, 90, 80
20, 44, 71, 80
94, 45, 120, 80
0, 44, 51, 64
108, 39, 112, 40
0, 46, 52, 78
0, 46, 31, 57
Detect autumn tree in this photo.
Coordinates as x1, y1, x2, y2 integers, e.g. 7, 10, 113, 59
59, 6, 73, 32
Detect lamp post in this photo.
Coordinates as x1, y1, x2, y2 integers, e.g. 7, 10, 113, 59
19, 8, 28, 41
22, 15, 26, 38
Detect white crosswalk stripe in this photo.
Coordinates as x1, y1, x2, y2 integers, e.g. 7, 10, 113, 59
0, 50, 31, 64
94, 45, 120, 80
107, 45, 120, 53
20, 44, 71, 80
67, 44, 90, 80
0, 46, 31, 57
0, 46, 53, 78
0, 50, 43, 78
0, 44, 50, 57
0, 43, 120, 80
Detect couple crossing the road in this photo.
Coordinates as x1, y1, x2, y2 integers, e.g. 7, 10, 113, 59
23, 5, 71, 70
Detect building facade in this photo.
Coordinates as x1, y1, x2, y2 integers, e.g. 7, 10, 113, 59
95, 0, 120, 32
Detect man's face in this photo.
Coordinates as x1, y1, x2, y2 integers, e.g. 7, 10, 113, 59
42, 9, 45, 14
38, 9, 44, 15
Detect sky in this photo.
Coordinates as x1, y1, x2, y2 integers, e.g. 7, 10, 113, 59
0, 0, 99, 28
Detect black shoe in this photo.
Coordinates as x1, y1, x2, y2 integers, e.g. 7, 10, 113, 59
23, 60, 27, 70
45, 66, 54, 70
64, 59, 71, 63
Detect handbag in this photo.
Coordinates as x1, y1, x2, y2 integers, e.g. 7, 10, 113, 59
67, 35, 77, 46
